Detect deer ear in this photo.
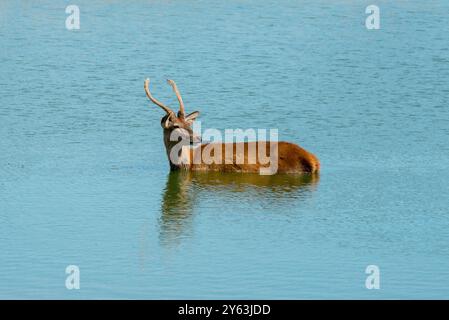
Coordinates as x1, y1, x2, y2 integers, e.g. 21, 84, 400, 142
161, 114, 174, 129
185, 111, 200, 124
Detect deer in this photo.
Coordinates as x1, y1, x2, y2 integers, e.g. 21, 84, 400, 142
144, 78, 320, 175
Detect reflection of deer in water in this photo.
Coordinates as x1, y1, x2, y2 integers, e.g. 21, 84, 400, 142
144, 78, 320, 175
159, 171, 319, 246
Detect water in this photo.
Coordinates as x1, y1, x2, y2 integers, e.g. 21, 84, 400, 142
1, 0, 449, 299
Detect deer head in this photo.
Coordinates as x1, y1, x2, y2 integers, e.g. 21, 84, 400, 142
144, 78, 201, 145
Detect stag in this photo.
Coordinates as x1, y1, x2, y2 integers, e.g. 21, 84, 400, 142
144, 78, 320, 175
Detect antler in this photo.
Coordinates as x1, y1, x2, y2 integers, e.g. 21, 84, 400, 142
144, 78, 174, 115
167, 79, 185, 119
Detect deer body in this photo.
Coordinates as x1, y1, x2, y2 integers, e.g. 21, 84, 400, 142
145, 78, 320, 175
165, 140, 320, 174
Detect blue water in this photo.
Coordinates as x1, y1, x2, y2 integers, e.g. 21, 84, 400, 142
1, 0, 449, 299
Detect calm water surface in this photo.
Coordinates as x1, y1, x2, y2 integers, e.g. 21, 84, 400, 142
1, 0, 449, 298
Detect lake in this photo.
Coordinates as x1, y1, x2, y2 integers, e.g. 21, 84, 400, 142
0, 0, 448, 299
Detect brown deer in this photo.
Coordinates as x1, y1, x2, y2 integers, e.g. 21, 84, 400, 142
144, 78, 320, 175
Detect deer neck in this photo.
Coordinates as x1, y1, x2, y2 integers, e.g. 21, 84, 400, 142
163, 130, 193, 170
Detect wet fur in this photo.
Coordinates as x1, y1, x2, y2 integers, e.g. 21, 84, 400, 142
170, 141, 320, 174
